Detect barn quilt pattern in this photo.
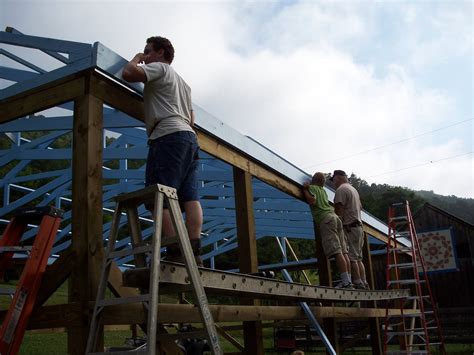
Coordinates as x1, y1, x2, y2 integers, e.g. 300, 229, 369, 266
417, 228, 457, 273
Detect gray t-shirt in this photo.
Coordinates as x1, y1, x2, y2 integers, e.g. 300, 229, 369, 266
140, 62, 194, 139
334, 183, 362, 225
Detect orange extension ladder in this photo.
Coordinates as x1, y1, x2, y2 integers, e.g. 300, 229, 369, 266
0, 206, 63, 355
383, 201, 446, 355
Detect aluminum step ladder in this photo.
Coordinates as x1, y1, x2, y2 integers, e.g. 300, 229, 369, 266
0, 206, 63, 355
383, 201, 446, 355
86, 184, 222, 355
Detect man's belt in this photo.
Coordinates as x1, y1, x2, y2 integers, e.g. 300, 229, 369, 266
344, 221, 362, 229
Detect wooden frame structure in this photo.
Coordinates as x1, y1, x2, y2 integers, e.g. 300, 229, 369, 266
0, 30, 405, 354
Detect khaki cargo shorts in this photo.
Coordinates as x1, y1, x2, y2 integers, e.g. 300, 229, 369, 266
344, 224, 364, 261
318, 213, 348, 258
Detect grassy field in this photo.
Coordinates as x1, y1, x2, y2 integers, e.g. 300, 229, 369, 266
17, 328, 474, 354
2, 281, 473, 354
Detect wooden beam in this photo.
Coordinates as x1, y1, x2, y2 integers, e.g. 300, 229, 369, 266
0, 76, 85, 123
364, 224, 388, 244
98, 304, 416, 325
1, 303, 418, 330
68, 91, 104, 354
89, 73, 144, 121
233, 167, 264, 355
201, 132, 303, 200
29, 304, 82, 329
216, 325, 244, 352
34, 247, 75, 308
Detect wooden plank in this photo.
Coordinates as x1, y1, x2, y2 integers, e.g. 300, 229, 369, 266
68, 92, 104, 355
202, 132, 304, 199
34, 247, 75, 308
28, 304, 82, 330
98, 304, 417, 325
215, 325, 244, 352
89, 73, 144, 121
363, 231, 383, 355
0, 303, 418, 329
0, 76, 85, 123
233, 167, 264, 355
123, 262, 409, 302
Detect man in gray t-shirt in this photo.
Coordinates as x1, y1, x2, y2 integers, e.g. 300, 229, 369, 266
122, 36, 202, 263
331, 170, 370, 290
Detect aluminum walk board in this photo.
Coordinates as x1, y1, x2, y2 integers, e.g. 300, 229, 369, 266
123, 261, 409, 302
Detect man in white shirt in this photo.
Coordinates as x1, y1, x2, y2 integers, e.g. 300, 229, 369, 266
122, 36, 202, 263
331, 170, 369, 289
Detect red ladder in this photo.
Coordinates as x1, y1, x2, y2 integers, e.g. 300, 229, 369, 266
0, 206, 63, 355
383, 201, 446, 355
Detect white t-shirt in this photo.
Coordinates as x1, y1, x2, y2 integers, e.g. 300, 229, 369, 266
140, 62, 194, 139
334, 183, 362, 225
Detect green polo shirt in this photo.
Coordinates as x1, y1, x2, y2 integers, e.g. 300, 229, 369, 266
308, 185, 334, 225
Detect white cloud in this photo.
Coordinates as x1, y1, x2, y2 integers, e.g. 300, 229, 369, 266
1, 0, 472, 198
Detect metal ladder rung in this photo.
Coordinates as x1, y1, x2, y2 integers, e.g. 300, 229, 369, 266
89, 351, 148, 355
388, 279, 425, 285
390, 216, 408, 222
97, 295, 150, 307
388, 313, 422, 318
386, 331, 426, 336
389, 247, 412, 253
0, 288, 16, 295
108, 245, 153, 259
0, 246, 32, 252
388, 262, 414, 269
386, 351, 428, 355
405, 295, 430, 300
395, 231, 410, 237
406, 342, 442, 347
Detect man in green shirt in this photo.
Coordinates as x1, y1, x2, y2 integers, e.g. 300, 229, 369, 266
303, 172, 352, 288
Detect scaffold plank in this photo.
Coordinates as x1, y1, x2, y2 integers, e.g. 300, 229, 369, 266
123, 262, 409, 302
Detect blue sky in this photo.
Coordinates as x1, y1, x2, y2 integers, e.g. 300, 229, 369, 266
1, 0, 473, 198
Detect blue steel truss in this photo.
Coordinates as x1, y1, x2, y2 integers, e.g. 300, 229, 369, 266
0, 28, 390, 270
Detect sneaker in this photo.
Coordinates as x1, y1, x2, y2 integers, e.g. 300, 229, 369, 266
354, 282, 367, 290
336, 282, 354, 289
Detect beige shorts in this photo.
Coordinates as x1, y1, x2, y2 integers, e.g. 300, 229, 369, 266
344, 224, 364, 261
317, 213, 348, 258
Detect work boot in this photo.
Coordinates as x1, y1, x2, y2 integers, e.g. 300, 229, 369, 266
164, 239, 203, 266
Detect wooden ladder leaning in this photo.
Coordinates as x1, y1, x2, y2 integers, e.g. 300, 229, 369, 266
86, 184, 222, 354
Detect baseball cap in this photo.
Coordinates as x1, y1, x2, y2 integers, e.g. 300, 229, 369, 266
329, 170, 347, 181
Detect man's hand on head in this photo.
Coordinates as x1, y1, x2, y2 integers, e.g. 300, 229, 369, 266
133, 53, 146, 63
122, 53, 147, 83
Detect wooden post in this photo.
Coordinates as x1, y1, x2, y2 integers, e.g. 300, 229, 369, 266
363, 231, 383, 355
68, 91, 104, 354
233, 167, 264, 355
314, 221, 340, 353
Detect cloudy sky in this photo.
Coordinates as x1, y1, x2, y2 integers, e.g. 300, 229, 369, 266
1, 0, 473, 198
